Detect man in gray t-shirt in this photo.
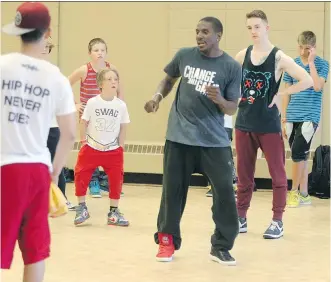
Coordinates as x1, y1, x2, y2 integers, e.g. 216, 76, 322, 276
144, 17, 241, 266
165, 47, 241, 147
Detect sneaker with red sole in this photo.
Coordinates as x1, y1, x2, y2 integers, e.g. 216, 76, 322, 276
156, 233, 175, 262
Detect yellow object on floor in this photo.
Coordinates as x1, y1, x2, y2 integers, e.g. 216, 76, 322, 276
287, 190, 300, 208
49, 182, 68, 218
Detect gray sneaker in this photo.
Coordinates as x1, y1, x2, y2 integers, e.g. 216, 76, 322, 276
107, 208, 129, 227
238, 217, 247, 233
74, 204, 90, 225
263, 220, 284, 239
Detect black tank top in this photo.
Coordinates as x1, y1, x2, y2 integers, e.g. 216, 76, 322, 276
235, 45, 282, 133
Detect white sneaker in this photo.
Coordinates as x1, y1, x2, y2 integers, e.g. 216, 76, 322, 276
66, 201, 76, 211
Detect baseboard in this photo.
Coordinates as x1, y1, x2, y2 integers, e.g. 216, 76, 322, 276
123, 173, 292, 190
65, 170, 291, 190
124, 172, 208, 187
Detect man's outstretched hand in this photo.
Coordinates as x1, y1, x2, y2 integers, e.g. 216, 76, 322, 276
144, 100, 160, 113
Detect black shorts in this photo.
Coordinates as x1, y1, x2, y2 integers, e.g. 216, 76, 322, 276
286, 121, 318, 162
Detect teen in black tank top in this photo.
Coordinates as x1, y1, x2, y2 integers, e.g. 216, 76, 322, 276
235, 45, 282, 133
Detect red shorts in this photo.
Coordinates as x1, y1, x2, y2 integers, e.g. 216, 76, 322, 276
1, 163, 51, 269
75, 145, 123, 199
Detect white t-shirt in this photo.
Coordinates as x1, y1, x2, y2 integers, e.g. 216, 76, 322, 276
1, 53, 76, 170
82, 95, 130, 151
224, 114, 233, 129
51, 116, 58, 128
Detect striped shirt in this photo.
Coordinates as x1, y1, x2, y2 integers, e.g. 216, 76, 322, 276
283, 56, 329, 124
80, 62, 110, 104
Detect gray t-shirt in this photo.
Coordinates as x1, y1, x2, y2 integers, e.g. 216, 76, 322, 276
164, 47, 242, 147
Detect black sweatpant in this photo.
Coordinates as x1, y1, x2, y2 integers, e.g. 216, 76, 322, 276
210, 127, 236, 183
154, 140, 239, 251
47, 127, 67, 198
225, 128, 237, 183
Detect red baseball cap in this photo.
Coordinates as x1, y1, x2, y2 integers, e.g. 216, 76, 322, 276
2, 2, 51, 36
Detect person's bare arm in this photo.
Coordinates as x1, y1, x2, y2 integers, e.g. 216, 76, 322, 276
233, 49, 245, 107
206, 86, 240, 116
307, 47, 327, 92
145, 48, 182, 113
79, 120, 88, 143
153, 74, 179, 102
52, 113, 76, 182
144, 74, 179, 113
280, 83, 292, 139
79, 99, 92, 143
216, 97, 240, 115
206, 57, 242, 115
309, 62, 326, 92
68, 65, 87, 111
118, 123, 127, 148
68, 65, 86, 86
281, 83, 291, 120
235, 49, 247, 65
279, 52, 313, 95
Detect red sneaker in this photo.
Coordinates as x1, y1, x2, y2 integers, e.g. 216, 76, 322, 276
156, 233, 175, 262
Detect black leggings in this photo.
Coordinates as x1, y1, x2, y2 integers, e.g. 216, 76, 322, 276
47, 127, 67, 198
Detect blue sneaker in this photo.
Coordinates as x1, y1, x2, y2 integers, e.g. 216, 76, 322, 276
89, 180, 102, 198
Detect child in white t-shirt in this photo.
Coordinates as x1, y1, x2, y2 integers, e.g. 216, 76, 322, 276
74, 68, 130, 226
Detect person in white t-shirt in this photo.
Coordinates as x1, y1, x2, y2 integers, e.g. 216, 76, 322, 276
206, 114, 237, 197
74, 68, 130, 227
1, 2, 76, 282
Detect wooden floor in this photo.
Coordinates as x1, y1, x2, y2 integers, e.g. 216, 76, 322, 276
2, 184, 330, 282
